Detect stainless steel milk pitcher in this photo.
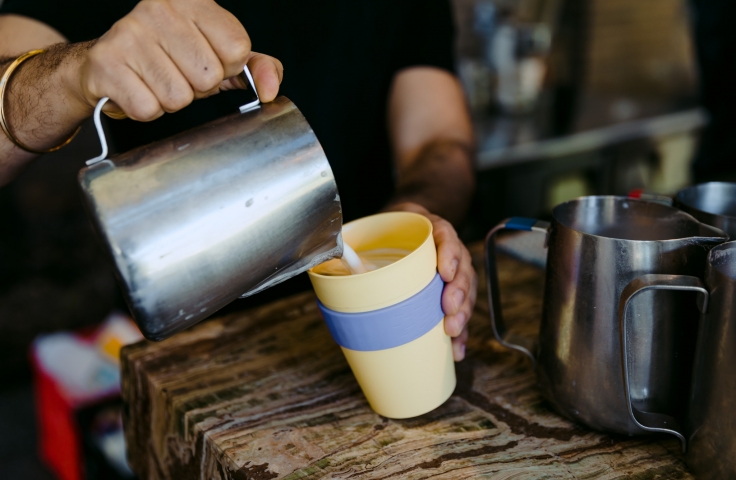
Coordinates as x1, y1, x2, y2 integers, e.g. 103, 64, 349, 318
674, 182, 736, 239
624, 241, 736, 468
484, 196, 727, 446
79, 93, 343, 341
641, 241, 736, 477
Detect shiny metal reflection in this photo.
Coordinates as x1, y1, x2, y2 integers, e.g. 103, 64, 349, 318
686, 241, 736, 478
485, 196, 727, 444
675, 182, 736, 239
79, 97, 343, 340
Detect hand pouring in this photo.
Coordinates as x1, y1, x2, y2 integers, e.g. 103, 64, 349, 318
78, 68, 343, 340
485, 196, 727, 449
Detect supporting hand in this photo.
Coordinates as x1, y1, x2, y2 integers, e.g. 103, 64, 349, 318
386, 202, 477, 361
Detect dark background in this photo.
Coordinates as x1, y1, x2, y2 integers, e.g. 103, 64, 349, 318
2, 0, 735, 478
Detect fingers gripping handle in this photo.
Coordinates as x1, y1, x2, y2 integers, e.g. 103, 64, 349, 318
86, 66, 259, 167
485, 217, 550, 368
618, 274, 709, 453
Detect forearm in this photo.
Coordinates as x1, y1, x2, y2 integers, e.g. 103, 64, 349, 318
0, 42, 93, 185
387, 140, 475, 226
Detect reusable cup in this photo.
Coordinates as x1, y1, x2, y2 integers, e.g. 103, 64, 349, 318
308, 212, 456, 418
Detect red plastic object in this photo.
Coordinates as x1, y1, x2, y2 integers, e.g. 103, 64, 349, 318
33, 356, 84, 480
31, 329, 120, 480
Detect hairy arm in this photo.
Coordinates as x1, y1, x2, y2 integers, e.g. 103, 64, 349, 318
0, 15, 81, 184
386, 67, 475, 225
384, 67, 477, 361
0, 1, 284, 186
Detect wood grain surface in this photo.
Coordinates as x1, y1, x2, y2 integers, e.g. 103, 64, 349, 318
122, 243, 693, 479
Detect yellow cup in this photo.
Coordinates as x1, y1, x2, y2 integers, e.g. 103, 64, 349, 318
309, 212, 456, 419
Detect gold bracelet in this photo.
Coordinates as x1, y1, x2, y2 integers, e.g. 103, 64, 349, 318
0, 49, 81, 154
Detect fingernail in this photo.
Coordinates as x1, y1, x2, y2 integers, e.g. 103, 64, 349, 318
455, 312, 466, 329
454, 343, 466, 361
453, 290, 465, 311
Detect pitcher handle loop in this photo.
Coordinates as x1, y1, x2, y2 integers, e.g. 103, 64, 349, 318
86, 97, 110, 166
618, 274, 709, 453
238, 65, 261, 114
86, 66, 258, 167
485, 217, 550, 368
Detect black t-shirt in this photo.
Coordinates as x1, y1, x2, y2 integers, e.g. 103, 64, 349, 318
1, 0, 456, 222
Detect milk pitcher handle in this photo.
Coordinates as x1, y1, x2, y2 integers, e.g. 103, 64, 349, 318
618, 274, 709, 453
484, 217, 550, 368
85, 66, 261, 167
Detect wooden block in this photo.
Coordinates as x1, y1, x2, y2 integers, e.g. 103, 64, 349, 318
122, 243, 693, 479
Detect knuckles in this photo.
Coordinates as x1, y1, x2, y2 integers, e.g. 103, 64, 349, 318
191, 64, 224, 94
220, 36, 252, 74
136, 0, 174, 25
128, 100, 164, 122
160, 86, 194, 113
82, 0, 256, 119
433, 219, 455, 239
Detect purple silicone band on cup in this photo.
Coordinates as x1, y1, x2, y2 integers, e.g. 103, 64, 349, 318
317, 273, 445, 351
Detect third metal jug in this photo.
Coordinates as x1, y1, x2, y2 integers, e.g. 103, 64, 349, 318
638, 241, 736, 476
674, 182, 736, 239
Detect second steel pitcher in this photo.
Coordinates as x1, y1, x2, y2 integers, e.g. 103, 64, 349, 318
484, 196, 727, 448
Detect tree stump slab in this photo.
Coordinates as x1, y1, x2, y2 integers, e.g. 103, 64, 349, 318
122, 243, 692, 479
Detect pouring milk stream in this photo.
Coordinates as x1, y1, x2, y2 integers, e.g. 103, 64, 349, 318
327, 242, 412, 276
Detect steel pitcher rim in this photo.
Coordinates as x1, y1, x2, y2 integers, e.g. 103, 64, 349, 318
675, 182, 736, 222
551, 195, 728, 244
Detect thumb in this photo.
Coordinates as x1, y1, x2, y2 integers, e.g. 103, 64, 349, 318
219, 74, 249, 91
219, 53, 283, 102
